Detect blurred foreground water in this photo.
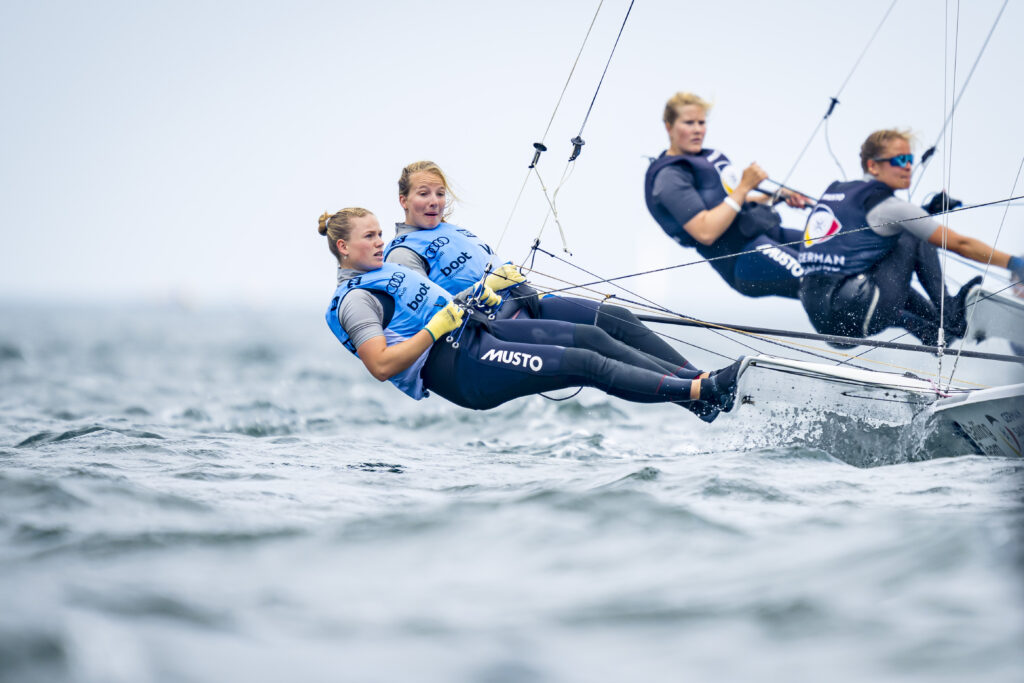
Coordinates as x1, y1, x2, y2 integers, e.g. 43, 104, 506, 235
1, 302, 1022, 683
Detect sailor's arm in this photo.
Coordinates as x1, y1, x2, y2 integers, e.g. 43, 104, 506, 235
355, 303, 464, 381
928, 225, 1013, 269
385, 246, 430, 277
355, 333, 435, 382
682, 162, 768, 245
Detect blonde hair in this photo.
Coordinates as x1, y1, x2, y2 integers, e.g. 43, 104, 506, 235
663, 92, 712, 126
317, 207, 373, 264
398, 160, 458, 220
860, 129, 913, 172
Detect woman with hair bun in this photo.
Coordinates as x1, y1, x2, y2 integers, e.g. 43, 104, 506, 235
645, 92, 809, 299
318, 208, 742, 418
798, 128, 1023, 346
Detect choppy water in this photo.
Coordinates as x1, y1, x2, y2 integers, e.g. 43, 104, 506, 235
1, 303, 1022, 683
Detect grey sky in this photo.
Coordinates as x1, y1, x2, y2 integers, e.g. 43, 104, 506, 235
1, 0, 1020, 330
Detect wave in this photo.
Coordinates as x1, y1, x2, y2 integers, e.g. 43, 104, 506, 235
16, 425, 164, 449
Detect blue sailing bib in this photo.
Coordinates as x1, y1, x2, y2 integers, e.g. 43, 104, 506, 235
384, 222, 494, 293
325, 264, 452, 399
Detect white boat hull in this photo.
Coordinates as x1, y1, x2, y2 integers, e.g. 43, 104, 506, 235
732, 355, 1023, 462
926, 383, 1024, 458
965, 286, 1024, 345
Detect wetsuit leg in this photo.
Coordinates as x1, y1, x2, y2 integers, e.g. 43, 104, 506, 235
488, 318, 700, 379
905, 235, 980, 337
906, 235, 948, 307
535, 295, 696, 370
866, 236, 942, 343
732, 235, 802, 299
421, 325, 701, 410
894, 310, 941, 346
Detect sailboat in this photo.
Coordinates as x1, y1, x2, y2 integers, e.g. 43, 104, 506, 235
489, 0, 1023, 463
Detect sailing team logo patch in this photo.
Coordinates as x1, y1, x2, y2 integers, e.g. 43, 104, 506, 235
714, 159, 741, 195
804, 205, 842, 247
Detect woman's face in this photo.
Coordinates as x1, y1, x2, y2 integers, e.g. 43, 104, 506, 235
866, 137, 913, 190
667, 105, 707, 155
337, 214, 384, 271
399, 171, 446, 228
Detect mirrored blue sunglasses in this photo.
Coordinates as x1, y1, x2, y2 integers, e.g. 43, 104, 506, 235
874, 153, 914, 168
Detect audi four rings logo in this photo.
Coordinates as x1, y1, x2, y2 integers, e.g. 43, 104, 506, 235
386, 271, 405, 294
424, 236, 450, 259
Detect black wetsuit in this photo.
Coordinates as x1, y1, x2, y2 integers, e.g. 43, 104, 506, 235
422, 317, 702, 410
329, 263, 727, 414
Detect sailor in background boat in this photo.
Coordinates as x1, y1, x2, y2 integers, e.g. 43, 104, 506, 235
798, 128, 1024, 346
644, 92, 809, 299
383, 161, 725, 421
320, 207, 742, 417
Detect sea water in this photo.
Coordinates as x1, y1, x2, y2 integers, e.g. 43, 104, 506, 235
1, 302, 1022, 683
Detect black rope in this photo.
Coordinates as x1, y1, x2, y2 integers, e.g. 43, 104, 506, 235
776, 0, 898, 191
492, 0, 608, 260
496, 192, 1023, 373
570, 0, 635, 161
517, 249, 880, 368
910, 0, 1009, 198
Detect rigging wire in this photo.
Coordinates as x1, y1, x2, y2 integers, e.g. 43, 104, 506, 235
480, 1, 1015, 392
823, 116, 847, 180
935, 0, 960, 372
491, 0, 607, 259
519, 263, 1006, 386
496, 189, 1023, 383
909, 0, 1009, 199
836, 274, 1023, 368
527, 0, 636, 256
947, 155, 1024, 385
574, 0, 635, 148
541, 1, 606, 145
776, 0, 898, 194
526, 248, 770, 361
507, 193, 1024, 298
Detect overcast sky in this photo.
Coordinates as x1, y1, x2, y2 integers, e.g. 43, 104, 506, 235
1, 0, 1021, 330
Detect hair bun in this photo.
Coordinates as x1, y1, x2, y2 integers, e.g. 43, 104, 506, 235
318, 211, 330, 236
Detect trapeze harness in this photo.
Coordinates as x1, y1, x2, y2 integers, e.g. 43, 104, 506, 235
326, 264, 706, 411
644, 149, 803, 298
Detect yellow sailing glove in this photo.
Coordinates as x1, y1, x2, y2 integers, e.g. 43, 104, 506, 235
470, 282, 502, 309
424, 302, 464, 341
484, 263, 526, 292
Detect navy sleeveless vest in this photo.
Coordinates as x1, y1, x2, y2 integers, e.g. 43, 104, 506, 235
644, 149, 749, 285
799, 180, 896, 276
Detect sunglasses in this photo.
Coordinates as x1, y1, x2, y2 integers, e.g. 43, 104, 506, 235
873, 154, 914, 168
